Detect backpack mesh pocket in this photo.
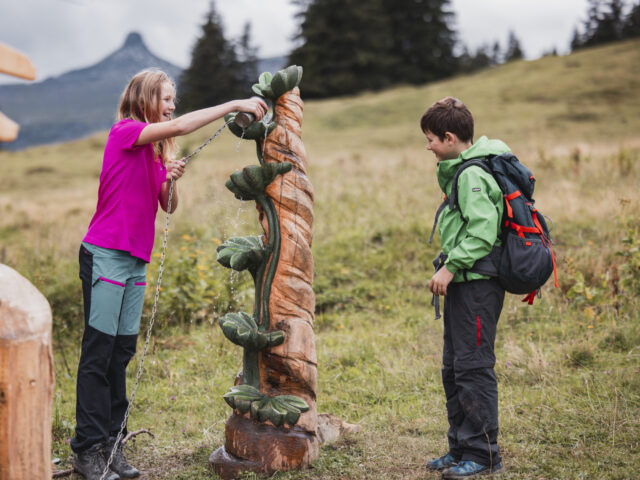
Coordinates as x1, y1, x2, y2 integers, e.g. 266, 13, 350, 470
498, 232, 554, 294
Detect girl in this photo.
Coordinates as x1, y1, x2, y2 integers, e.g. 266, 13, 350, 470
70, 69, 267, 480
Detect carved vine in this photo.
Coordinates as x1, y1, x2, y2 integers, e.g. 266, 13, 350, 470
216, 66, 309, 427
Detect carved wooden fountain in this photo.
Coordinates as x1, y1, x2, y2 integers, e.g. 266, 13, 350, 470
209, 66, 318, 478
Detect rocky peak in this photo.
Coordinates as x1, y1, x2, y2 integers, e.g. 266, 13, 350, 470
123, 32, 145, 49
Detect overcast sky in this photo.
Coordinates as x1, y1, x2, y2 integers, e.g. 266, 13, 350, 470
1, 0, 591, 85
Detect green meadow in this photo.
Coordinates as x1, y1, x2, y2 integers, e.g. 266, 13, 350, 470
1, 40, 640, 479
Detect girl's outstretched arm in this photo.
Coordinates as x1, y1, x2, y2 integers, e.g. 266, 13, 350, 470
135, 98, 267, 146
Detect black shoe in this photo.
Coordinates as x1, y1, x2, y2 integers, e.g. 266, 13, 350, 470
426, 452, 459, 471
443, 460, 503, 478
104, 436, 140, 478
72, 443, 120, 480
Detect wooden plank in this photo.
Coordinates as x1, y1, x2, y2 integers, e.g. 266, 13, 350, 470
0, 111, 19, 142
0, 264, 54, 480
0, 43, 36, 81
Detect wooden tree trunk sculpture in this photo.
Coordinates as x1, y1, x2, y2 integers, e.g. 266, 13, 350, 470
0, 265, 54, 480
209, 66, 318, 479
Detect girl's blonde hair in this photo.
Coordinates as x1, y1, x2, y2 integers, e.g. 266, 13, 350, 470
117, 69, 176, 163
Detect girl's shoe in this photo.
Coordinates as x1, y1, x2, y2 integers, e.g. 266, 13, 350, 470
104, 437, 140, 478
443, 460, 503, 478
72, 443, 120, 480
426, 452, 459, 471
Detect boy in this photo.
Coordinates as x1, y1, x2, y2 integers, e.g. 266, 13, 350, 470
421, 97, 508, 478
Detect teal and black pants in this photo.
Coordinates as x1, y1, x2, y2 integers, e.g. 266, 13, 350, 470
71, 242, 146, 453
441, 278, 504, 467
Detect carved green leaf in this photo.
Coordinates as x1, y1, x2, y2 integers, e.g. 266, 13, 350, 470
251, 83, 263, 96
249, 395, 310, 427
251, 66, 303, 101
218, 312, 285, 350
270, 65, 303, 98
216, 236, 265, 273
259, 71, 273, 86
225, 162, 293, 201
223, 385, 309, 426
223, 384, 264, 413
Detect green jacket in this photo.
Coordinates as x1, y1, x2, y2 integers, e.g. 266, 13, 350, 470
436, 136, 510, 283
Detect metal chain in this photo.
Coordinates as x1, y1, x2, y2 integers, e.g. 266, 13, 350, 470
100, 120, 231, 479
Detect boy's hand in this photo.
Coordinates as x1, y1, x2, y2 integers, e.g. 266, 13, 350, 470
429, 266, 454, 296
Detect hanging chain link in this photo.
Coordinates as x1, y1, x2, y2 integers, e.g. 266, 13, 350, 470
100, 120, 231, 479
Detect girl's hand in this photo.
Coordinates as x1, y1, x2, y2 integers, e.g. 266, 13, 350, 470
166, 157, 186, 181
235, 97, 269, 121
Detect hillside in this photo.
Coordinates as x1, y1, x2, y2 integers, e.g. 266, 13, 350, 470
1, 39, 639, 479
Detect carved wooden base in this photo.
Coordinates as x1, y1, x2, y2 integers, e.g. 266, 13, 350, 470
209, 414, 318, 479
209, 447, 263, 480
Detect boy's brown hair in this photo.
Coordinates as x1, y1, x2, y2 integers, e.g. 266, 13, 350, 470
420, 96, 474, 143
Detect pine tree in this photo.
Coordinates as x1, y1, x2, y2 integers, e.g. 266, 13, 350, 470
471, 44, 494, 70
491, 41, 502, 65
570, 26, 584, 50
237, 22, 259, 91
289, 0, 394, 97
582, 0, 602, 46
573, 0, 628, 49
381, 0, 458, 84
622, 2, 640, 38
178, 1, 243, 112
589, 0, 625, 45
457, 44, 495, 72
504, 30, 524, 62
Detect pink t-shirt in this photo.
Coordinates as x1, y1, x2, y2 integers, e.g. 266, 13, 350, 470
84, 119, 167, 263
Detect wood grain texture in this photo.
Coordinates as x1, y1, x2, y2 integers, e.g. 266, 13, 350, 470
259, 87, 317, 436
224, 415, 317, 472
0, 264, 54, 480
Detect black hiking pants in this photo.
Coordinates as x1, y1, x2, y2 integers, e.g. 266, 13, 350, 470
70, 245, 139, 453
442, 278, 504, 467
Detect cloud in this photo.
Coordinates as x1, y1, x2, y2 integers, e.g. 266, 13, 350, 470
0, 0, 297, 83
1, 0, 590, 85
453, 0, 590, 57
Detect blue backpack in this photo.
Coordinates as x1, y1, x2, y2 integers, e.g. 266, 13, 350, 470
430, 152, 558, 303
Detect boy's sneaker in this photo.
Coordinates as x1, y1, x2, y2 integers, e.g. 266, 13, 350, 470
443, 460, 503, 478
104, 436, 140, 478
71, 443, 120, 480
426, 452, 459, 471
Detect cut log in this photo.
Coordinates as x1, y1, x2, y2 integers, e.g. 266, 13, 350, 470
0, 264, 54, 480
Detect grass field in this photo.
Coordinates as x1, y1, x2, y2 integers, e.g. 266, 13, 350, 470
1, 40, 640, 479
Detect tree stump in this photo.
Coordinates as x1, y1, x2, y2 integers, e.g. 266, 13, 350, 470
210, 83, 318, 478
0, 264, 54, 480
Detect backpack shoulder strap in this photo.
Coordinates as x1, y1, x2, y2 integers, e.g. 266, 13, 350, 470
427, 157, 493, 244
448, 157, 493, 211
428, 198, 448, 244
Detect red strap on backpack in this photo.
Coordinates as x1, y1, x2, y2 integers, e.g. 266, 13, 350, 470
504, 191, 521, 219
522, 291, 537, 305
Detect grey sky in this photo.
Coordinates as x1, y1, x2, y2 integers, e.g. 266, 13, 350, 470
0, 0, 591, 85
